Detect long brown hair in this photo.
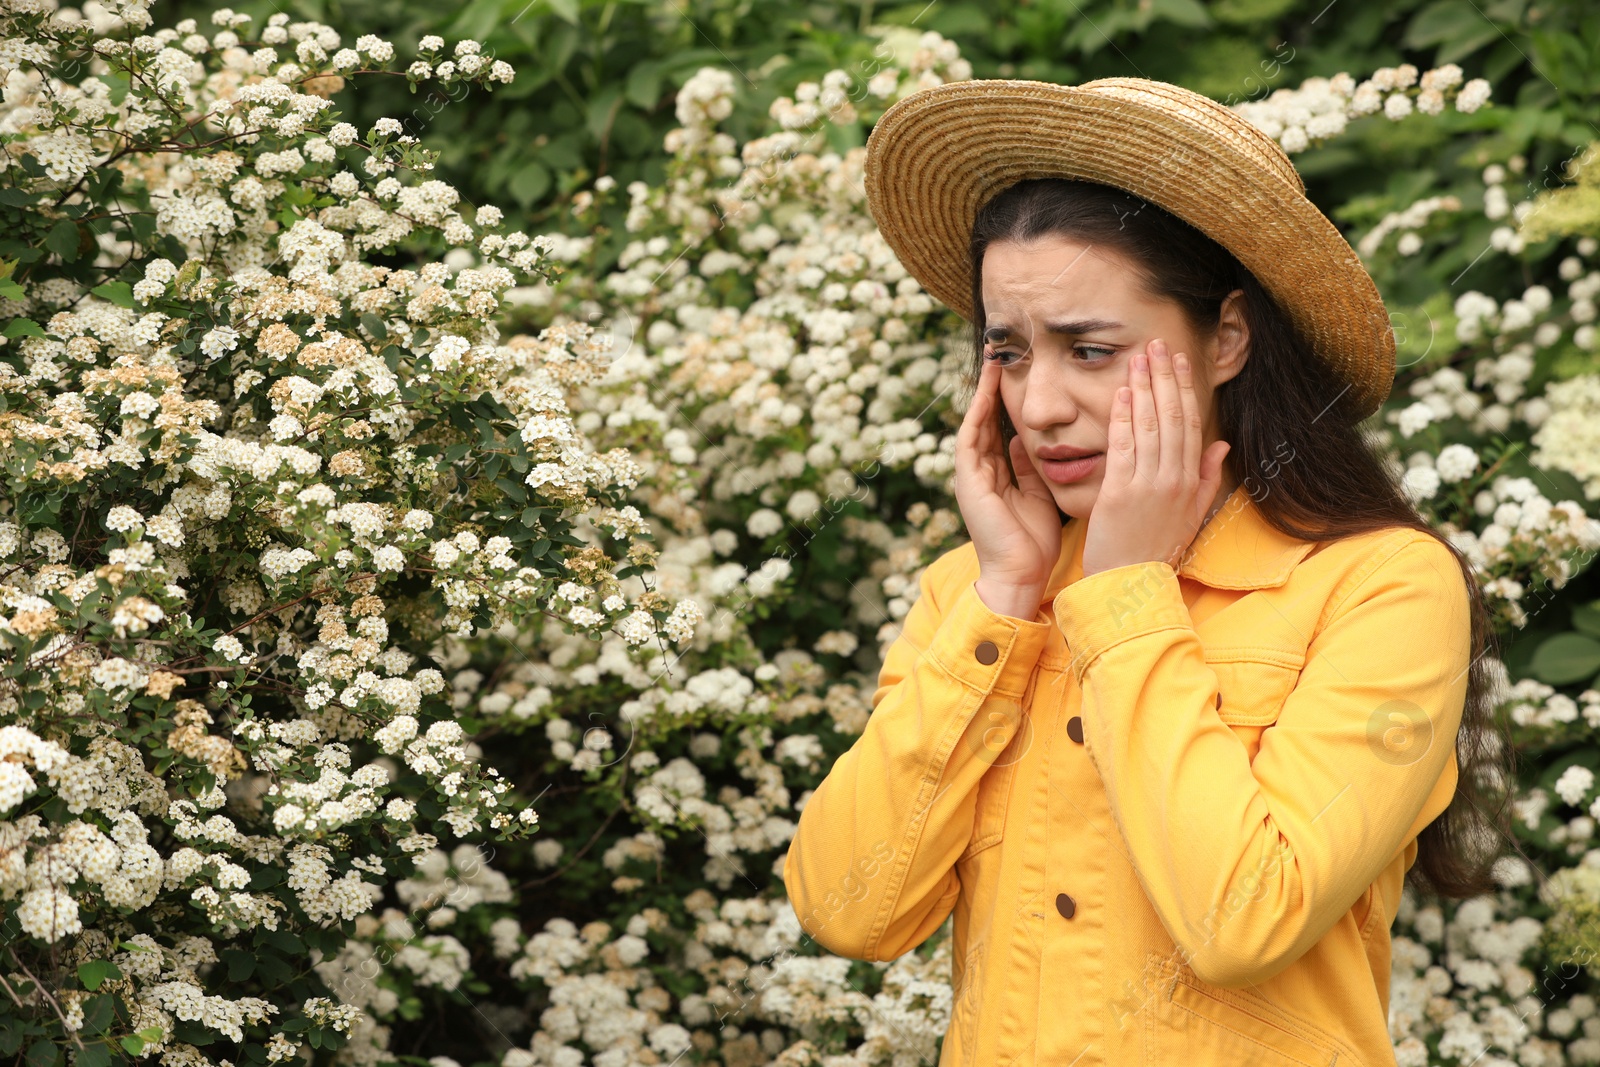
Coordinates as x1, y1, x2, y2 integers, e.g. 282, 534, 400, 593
966, 176, 1527, 900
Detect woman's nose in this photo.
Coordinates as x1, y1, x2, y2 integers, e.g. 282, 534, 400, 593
1017, 354, 1082, 431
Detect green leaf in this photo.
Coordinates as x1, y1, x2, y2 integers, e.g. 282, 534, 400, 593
494, 476, 526, 503
0, 1024, 24, 1058
0, 277, 23, 301
75, 1042, 111, 1067
1147, 0, 1213, 28
585, 84, 624, 141
249, 865, 283, 890
1575, 602, 1600, 641
445, 0, 504, 38
120, 1036, 146, 1056
254, 953, 292, 991
80, 995, 114, 1035
25, 1039, 58, 1067
77, 960, 121, 991
172, 1022, 214, 1046
1530, 632, 1600, 686
475, 391, 513, 421
0, 1023, 32, 1060
257, 927, 304, 955
1403, 0, 1503, 62
45, 219, 80, 262
360, 313, 388, 341
509, 162, 551, 208
4, 318, 45, 338
625, 61, 665, 110
89, 281, 136, 308
221, 948, 255, 982
541, 0, 580, 24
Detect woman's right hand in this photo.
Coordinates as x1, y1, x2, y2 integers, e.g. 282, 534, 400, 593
955, 353, 1064, 619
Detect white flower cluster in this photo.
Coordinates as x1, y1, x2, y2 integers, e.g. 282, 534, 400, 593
1234, 64, 1492, 154
1401, 470, 1600, 626
1387, 890, 1561, 1066
0, 4, 700, 1063
1532, 373, 1600, 499
1357, 195, 1463, 259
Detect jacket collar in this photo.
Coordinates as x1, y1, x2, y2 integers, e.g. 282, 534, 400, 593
1042, 484, 1317, 600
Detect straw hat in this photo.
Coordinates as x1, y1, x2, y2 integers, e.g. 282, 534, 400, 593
862, 77, 1396, 423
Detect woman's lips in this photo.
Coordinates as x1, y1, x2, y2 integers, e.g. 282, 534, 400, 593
1039, 453, 1103, 484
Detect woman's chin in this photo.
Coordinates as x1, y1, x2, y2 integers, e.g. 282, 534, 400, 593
1047, 483, 1097, 518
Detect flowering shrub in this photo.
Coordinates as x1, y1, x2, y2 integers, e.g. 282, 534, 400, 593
0, 2, 694, 1064
9, 4, 1600, 1067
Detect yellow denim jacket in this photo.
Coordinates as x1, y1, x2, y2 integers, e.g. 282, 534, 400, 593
783, 483, 1470, 1067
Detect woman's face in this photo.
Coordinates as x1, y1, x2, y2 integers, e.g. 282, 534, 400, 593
979, 233, 1251, 519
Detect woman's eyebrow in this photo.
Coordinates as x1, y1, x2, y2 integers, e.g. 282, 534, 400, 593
983, 318, 1125, 342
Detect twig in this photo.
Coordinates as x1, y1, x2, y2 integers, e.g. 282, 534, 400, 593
8, 948, 88, 1050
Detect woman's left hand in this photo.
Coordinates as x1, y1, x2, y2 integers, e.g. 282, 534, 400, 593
1081, 337, 1232, 578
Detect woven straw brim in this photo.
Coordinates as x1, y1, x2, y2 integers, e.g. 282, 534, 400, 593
862, 78, 1396, 424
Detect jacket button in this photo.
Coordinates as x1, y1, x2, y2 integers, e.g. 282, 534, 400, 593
975, 640, 999, 664
1066, 716, 1083, 744
1055, 893, 1076, 919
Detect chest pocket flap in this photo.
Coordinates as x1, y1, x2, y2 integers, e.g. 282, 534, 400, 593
1206, 648, 1304, 727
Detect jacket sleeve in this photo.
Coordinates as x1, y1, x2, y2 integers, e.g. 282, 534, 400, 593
1053, 533, 1471, 989
782, 550, 1054, 962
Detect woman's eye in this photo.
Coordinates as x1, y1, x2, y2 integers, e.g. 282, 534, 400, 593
985, 344, 1115, 366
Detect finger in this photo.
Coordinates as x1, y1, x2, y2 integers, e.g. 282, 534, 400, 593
1198, 440, 1232, 527
1009, 434, 1050, 500
1175, 348, 1202, 487
1130, 343, 1159, 487
959, 356, 1004, 489
1106, 382, 1135, 487
1150, 337, 1185, 479
955, 364, 987, 486
958, 356, 995, 451
976, 351, 1005, 460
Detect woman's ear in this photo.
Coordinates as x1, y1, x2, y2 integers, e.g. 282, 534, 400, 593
1211, 288, 1251, 386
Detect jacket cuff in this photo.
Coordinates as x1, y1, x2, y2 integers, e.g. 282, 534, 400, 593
926, 579, 1053, 700
1053, 561, 1190, 682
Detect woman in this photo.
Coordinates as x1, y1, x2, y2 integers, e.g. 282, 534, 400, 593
782, 78, 1524, 1066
